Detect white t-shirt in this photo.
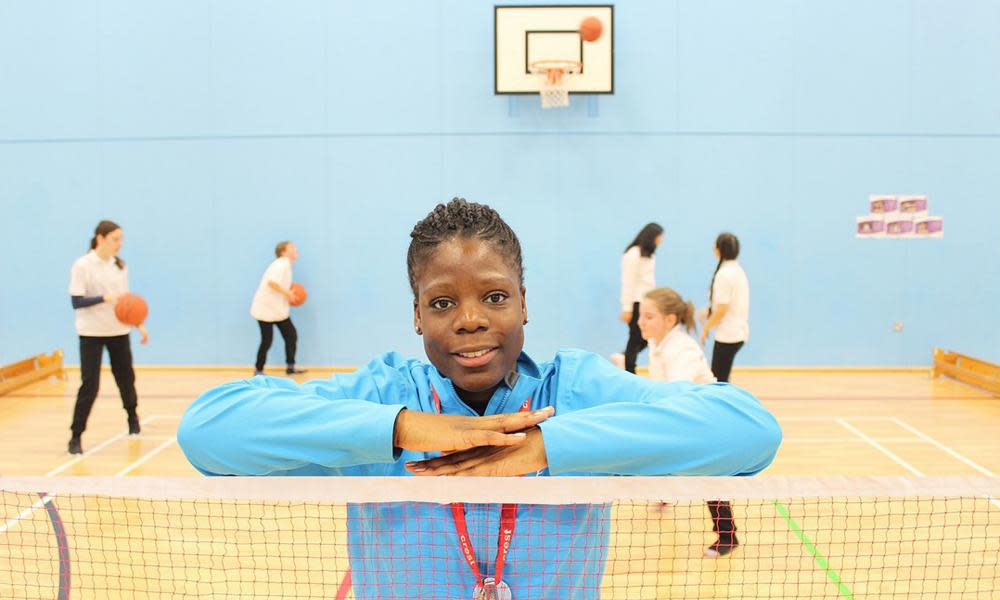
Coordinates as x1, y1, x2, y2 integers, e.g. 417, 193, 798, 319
250, 257, 293, 322
620, 246, 656, 311
711, 260, 750, 343
69, 250, 131, 337
647, 325, 717, 384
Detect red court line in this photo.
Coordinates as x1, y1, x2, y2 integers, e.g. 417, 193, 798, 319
334, 569, 352, 600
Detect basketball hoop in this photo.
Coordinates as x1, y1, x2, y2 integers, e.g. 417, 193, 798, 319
529, 60, 581, 109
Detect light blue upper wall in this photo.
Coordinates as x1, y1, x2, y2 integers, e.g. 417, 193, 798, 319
2, 1, 998, 366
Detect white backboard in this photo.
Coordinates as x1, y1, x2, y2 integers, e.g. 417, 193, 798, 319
495, 5, 614, 94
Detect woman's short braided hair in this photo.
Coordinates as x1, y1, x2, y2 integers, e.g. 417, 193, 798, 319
407, 198, 524, 298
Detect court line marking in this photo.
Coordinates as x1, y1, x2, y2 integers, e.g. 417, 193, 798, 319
0, 393, 202, 399
780, 416, 915, 422
780, 415, 996, 596
889, 417, 1000, 510
46, 416, 165, 477
889, 418, 995, 477
2, 416, 185, 536
777, 416, 920, 595
35, 491, 72, 600
774, 501, 854, 599
782, 437, 930, 444
835, 419, 925, 477
114, 437, 177, 478
763, 392, 989, 401
1, 495, 56, 534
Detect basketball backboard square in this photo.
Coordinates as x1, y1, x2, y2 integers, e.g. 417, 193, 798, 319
495, 5, 614, 95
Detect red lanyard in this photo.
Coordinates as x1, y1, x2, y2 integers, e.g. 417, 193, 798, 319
430, 385, 530, 588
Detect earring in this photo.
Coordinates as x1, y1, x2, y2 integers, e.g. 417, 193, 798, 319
523, 318, 529, 325
415, 326, 422, 335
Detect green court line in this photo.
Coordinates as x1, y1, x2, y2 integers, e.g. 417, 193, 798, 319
773, 500, 855, 600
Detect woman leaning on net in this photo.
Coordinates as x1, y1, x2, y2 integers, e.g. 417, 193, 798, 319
179, 198, 782, 600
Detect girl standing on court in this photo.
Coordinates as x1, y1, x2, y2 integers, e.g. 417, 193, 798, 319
67, 220, 148, 455
251, 241, 306, 376
637, 287, 739, 557
699, 232, 750, 383
619, 223, 663, 373
180, 200, 779, 599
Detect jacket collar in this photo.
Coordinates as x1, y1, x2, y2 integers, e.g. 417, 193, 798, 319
429, 351, 542, 416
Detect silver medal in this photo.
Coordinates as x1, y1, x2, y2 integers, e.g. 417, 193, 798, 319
473, 577, 512, 600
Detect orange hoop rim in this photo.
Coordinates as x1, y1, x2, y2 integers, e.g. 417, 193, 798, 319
528, 60, 582, 76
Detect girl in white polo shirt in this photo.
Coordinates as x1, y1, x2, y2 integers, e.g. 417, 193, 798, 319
67, 220, 149, 455
251, 241, 306, 376
638, 288, 716, 385
638, 287, 738, 557
618, 223, 664, 373
699, 232, 750, 383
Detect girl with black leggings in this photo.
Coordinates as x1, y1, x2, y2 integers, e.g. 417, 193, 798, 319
67, 220, 149, 454
619, 223, 663, 373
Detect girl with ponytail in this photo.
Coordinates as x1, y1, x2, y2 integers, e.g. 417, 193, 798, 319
699, 232, 749, 382
637, 288, 716, 386
90, 220, 126, 270
67, 220, 147, 455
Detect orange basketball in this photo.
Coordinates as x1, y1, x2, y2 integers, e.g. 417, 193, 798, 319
115, 293, 148, 326
580, 17, 603, 42
290, 283, 307, 307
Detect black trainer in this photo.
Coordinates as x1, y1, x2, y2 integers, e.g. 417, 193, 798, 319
128, 415, 141, 435
704, 535, 739, 557
68, 436, 83, 455
286, 367, 308, 375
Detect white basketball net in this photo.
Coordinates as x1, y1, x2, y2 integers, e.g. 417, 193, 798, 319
539, 69, 569, 109
531, 61, 580, 109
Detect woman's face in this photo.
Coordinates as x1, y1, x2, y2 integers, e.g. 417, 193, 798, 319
637, 298, 676, 343
654, 234, 664, 247
97, 228, 123, 255
413, 237, 527, 404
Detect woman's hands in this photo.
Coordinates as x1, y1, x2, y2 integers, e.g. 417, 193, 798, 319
393, 406, 554, 476
405, 428, 547, 477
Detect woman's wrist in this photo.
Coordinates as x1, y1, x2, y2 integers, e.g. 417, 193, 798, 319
392, 409, 408, 448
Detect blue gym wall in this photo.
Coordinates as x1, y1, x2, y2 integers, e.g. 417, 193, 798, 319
2, 1, 998, 367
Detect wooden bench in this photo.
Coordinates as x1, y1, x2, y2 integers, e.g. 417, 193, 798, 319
0, 350, 65, 396
932, 348, 1000, 397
